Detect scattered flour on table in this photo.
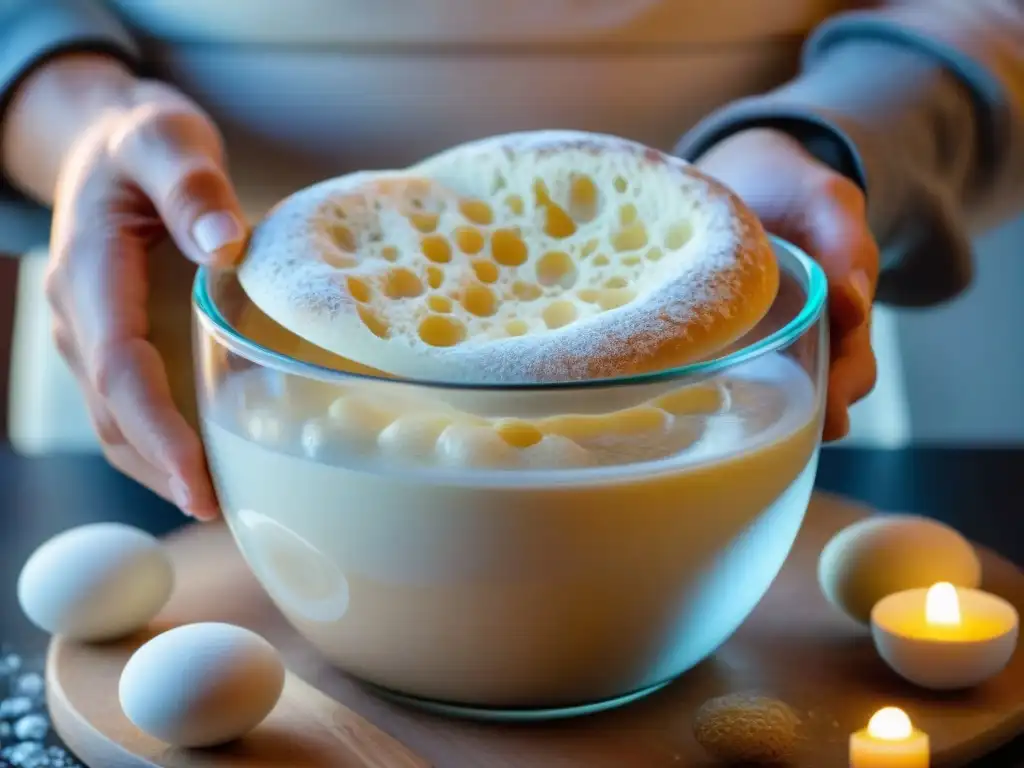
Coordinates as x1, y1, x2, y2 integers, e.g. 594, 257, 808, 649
0, 647, 81, 767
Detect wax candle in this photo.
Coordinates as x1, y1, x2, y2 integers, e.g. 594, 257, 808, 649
849, 707, 929, 768
871, 582, 1018, 690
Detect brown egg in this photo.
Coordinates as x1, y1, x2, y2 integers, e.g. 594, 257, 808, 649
818, 514, 981, 625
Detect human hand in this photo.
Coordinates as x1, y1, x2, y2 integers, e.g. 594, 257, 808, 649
696, 128, 879, 441
44, 76, 247, 520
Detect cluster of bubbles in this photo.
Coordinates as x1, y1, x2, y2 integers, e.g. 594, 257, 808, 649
0, 648, 81, 768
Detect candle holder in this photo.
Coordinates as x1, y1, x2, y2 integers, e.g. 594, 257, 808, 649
850, 707, 930, 768
871, 582, 1019, 690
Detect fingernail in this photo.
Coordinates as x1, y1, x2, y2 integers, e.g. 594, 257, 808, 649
848, 270, 873, 320
169, 476, 192, 514
191, 211, 245, 258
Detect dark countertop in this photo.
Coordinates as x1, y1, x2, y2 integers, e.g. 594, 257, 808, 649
1, 446, 1021, 766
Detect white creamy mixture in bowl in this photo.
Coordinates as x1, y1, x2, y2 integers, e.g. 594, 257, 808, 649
192, 236, 827, 719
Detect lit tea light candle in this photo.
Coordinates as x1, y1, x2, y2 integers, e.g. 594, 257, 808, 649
871, 582, 1019, 690
850, 707, 929, 768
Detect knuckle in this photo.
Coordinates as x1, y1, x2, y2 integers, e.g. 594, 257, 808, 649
817, 173, 866, 216
162, 430, 205, 477
94, 413, 126, 447
134, 107, 192, 149
42, 262, 67, 311
847, 356, 878, 404
51, 322, 76, 362
91, 339, 132, 399
84, 396, 126, 446
52, 229, 116, 273
108, 103, 221, 168
100, 442, 136, 480
164, 163, 228, 214
107, 104, 175, 157
860, 356, 879, 397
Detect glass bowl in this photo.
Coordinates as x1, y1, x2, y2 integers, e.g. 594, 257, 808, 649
192, 236, 828, 720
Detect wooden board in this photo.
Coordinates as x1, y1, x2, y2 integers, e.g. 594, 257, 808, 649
47, 493, 1024, 768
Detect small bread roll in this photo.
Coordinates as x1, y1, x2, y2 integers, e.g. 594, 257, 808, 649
693, 693, 803, 765
239, 130, 777, 383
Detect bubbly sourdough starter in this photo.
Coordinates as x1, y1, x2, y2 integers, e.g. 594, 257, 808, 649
203, 350, 821, 707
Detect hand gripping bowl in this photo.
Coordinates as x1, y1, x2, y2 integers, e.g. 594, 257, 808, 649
192, 236, 828, 721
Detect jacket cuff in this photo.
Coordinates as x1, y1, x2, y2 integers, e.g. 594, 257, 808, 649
674, 39, 975, 307
0, 1, 141, 253
1, 0, 141, 113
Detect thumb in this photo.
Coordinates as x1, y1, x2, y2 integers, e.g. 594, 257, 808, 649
159, 161, 248, 267
769, 183, 878, 333
112, 109, 248, 266
807, 210, 878, 334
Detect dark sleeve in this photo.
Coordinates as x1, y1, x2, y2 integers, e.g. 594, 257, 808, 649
675, 2, 1024, 309
0, 0, 141, 256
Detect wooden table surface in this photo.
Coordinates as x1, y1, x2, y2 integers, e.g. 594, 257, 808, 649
1, 446, 1022, 766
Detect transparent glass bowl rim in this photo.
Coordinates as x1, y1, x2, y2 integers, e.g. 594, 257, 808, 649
192, 235, 827, 393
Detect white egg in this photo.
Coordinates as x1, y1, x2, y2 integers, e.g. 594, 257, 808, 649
119, 622, 285, 748
435, 424, 521, 469
17, 523, 174, 642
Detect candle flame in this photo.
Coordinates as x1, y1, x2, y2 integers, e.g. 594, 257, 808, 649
925, 582, 961, 626
867, 707, 913, 741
